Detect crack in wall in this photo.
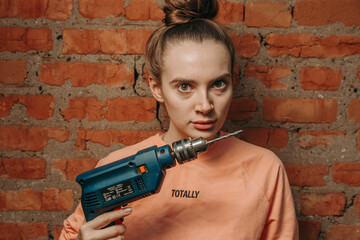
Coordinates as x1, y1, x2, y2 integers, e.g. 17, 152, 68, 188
43, 0, 50, 18
266, 129, 271, 147
132, 59, 139, 96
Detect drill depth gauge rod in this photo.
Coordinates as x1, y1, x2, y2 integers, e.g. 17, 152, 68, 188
76, 130, 243, 222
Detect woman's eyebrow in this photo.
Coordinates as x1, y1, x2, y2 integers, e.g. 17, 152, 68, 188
213, 73, 231, 81
169, 73, 231, 84
208, 73, 232, 84
169, 78, 197, 85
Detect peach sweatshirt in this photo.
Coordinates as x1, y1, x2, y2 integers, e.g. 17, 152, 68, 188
60, 133, 298, 240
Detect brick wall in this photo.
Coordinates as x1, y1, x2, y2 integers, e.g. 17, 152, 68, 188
0, 0, 359, 239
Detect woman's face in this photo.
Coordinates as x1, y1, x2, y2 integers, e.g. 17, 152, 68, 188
149, 40, 233, 143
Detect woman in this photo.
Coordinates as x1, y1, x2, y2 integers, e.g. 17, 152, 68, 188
60, 0, 299, 239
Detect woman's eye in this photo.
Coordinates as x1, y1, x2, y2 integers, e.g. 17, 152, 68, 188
213, 80, 227, 89
177, 83, 191, 92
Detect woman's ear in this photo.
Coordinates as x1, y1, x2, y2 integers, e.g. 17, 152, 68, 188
148, 76, 165, 103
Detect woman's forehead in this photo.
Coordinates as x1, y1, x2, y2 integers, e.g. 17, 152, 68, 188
160, 40, 231, 82
163, 40, 230, 64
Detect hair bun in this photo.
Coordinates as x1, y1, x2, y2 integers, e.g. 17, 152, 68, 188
163, 0, 219, 26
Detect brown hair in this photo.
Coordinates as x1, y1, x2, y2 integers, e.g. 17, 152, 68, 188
145, 0, 235, 81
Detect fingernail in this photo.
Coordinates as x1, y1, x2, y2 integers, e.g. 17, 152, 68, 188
124, 207, 132, 214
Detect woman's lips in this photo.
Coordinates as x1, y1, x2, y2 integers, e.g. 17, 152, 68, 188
192, 120, 216, 130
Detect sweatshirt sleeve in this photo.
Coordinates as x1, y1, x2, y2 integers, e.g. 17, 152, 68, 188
260, 162, 299, 240
59, 204, 85, 240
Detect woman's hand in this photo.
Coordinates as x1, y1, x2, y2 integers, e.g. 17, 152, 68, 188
77, 207, 132, 240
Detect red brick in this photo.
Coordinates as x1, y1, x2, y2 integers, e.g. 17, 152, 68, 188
0, 126, 69, 151
227, 97, 257, 121
294, 0, 360, 26
40, 62, 134, 87
53, 225, 64, 240
245, 2, 291, 28
126, 29, 153, 54
300, 192, 346, 216
0, 222, 48, 240
47, 128, 70, 142
347, 99, 360, 123
0, 0, 73, 20
125, 0, 164, 21
26, 95, 55, 119
333, 162, 360, 186
46, 0, 73, 20
76, 129, 158, 150
215, 1, 244, 25
285, 164, 329, 187
266, 34, 360, 58
354, 195, 360, 218
358, 130, 360, 151
298, 130, 345, 148
0, 27, 53, 52
79, 0, 125, 18
300, 66, 342, 90
41, 188, 74, 210
245, 65, 290, 89
0, 188, 73, 211
241, 128, 288, 151
298, 219, 321, 240
52, 158, 98, 181
0, 60, 27, 85
263, 98, 338, 123
0, 94, 14, 117
0, 158, 46, 179
0, 94, 55, 119
230, 33, 261, 58
61, 97, 104, 121
0, 189, 41, 210
326, 225, 360, 240
62, 29, 152, 55
61, 97, 157, 122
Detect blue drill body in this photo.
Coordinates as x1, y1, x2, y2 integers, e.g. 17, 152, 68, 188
76, 144, 176, 222
76, 130, 242, 223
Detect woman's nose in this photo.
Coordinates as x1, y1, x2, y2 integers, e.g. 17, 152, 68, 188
194, 90, 214, 114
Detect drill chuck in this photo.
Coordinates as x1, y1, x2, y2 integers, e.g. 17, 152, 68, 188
171, 130, 243, 164
172, 137, 208, 164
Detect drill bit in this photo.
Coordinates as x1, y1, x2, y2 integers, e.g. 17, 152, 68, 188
206, 129, 243, 145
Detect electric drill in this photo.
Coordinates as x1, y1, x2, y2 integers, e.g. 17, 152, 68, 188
76, 130, 242, 223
